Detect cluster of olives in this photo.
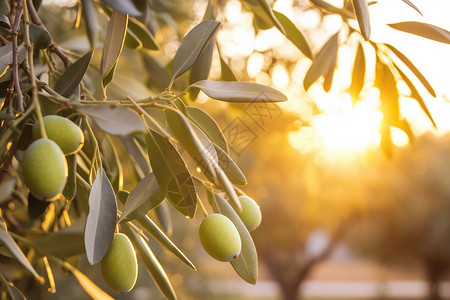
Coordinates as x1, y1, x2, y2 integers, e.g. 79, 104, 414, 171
21, 115, 84, 201
199, 195, 262, 262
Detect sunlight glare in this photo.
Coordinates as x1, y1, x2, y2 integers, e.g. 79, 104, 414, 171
391, 127, 409, 148
271, 65, 290, 89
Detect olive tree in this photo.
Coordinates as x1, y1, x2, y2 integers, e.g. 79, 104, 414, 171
0, 0, 447, 299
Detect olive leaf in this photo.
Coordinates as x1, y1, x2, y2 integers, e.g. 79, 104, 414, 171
99, 0, 140, 16
348, 42, 365, 103
385, 44, 435, 97
186, 106, 229, 153
0, 13, 10, 29
172, 20, 220, 79
212, 193, 258, 284
0, 225, 43, 282
165, 109, 217, 182
0, 274, 26, 300
146, 130, 198, 218
0, 44, 26, 80
119, 172, 165, 223
375, 58, 399, 123
303, 32, 339, 91
394, 64, 436, 127
155, 201, 173, 235
188, 80, 288, 103
214, 144, 247, 186
84, 168, 117, 265
81, 0, 98, 49
127, 17, 159, 50
136, 215, 196, 270
61, 261, 114, 300
27, 193, 50, 219
400, 0, 422, 16
273, 11, 313, 60
100, 11, 128, 94
351, 0, 370, 40
32, 223, 85, 258
219, 52, 237, 81
388, 21, 450, 44
76, 105, 145, 135
0, 177, 15, 205
125, 28, 142, 49
255, 0, 286, 35
27, 23, 53, 49
54, 51, 93, 98
123, 225, 177, 300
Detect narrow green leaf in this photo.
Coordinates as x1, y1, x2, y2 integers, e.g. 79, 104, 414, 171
76, 104, 145, 135
245, 1, 274, 30
0, 177, 15, 205
119, 173, 165, 223
273, 11, 313, 60
212, 193, 258, 284
100, 11, 128, 91
348, 42, 365, 102
186, 106, 229, 153
124, 29, 142, 49
303, 32, 339, 91
400, 0, 422, 16
0, 13, 10, 29
189, 36, 215, 100
323, 58, 336, 92
0, 225, 43, 282
141, 51, 172, 90
215, 165, 242, 211
0, 44, 26, 80
63, 154, 77, 201
388, 21, 450, 44
28, 23, 53, 49
351, 0, 371, 40
310, 0, 353, 17
165, 109, 217, 182
62, 261, 114, 300
84, 168, 117, 265
99, 0, 140, 16
123, 225, 177, 300
172, 20, 220, 79
32, 226, 85, 258
54, 51, 93, 98
256, 0, 286, 35
188, 80, 288, 103
146, 130, 197, 218
128, 17, 159, 50
394, 64, 436, 127
0, 273, 26, 300
214, 144, 247, 186
120, 136, 150, 176
385, 44, 436, 97
219, 54, 237, 81
155, 201, 173, 235
375, 58, 399, 123
81, 0, 98, 49
136, 215, 196, 270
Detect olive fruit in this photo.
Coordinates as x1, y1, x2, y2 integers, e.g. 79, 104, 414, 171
236, 195, 262, 231
199, 214, 241, 262
101, 233, 138, 293
21, 139, 68, 201
32, 115, 84, 155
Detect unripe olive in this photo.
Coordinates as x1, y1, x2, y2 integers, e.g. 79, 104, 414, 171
199, 214, 241, 262
21, 139, 68, 201
101, 233, 138, 293
236, 195, 262, 231
32, 115, 84, 155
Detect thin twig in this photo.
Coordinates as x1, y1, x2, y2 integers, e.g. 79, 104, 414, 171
26, 0, 72, 67
10, 0, 24, 112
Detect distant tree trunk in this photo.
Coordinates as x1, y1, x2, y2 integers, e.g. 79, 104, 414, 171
261, 220, 350, 300
425, 261, 444, 300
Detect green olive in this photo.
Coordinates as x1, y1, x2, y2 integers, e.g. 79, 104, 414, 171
33, 115, 84, 155
236, 195, 262, 231
21, 139, 68, 201
199, 213, 241, 262
101, 233, 138, 293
